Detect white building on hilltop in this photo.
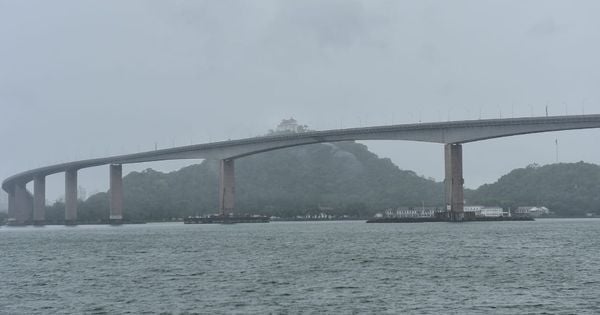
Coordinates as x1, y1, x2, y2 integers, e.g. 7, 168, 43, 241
276, 118, 301, 133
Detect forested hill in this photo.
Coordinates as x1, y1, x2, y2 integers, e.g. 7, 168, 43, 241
62, 141, 444, 221
44, 145, 600, 222
466, 162, 600, 216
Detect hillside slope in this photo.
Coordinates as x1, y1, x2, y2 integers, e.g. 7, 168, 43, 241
466, 162, 600, 216
73, 141, 444, 221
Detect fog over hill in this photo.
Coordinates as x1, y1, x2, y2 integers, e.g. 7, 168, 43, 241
45, 141, 444, 221
466, 162, 600, 216
3, 1, 600, 201
38, 140, 600, 221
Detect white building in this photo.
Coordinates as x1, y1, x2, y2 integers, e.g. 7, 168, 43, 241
464, 205, 483, 213
515, 206, 550, 217
276, 118, 301, 133
465, 205, 505, 217
479, 207, 503, 217
384, 207, 439, 218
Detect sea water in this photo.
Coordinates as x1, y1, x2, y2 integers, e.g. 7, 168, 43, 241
1, 219, 599, 314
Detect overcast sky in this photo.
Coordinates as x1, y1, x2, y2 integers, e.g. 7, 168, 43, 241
2, 0, 600, 202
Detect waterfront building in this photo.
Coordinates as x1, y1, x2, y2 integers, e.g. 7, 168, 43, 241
479, 207, 503, 217
383, 207, 441, 218
464, 205, 505, 217
464, 205, 484, 213
515, 206, 550, 217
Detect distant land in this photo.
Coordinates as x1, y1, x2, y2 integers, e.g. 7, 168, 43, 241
465, 162, 600, 217
34, 140, 600, 222
44, 141, 444, 222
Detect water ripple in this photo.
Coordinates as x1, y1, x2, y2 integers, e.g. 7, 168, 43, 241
1, 219, 599, 314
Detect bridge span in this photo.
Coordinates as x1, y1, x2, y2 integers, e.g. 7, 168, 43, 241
4, 114, 600, 224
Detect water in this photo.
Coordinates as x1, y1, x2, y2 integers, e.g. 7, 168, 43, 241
1, 219, 599, 314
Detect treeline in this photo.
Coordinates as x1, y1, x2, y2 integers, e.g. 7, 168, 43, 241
47, 142, 444, 221
465, 162, 600, 216
44, 144, 600, 222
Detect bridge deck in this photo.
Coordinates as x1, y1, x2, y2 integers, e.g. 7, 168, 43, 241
4, 114, 600, 191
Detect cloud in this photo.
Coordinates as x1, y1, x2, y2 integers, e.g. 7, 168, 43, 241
262, 0, 390, 64
529, 18, 559, 37
1, 0, 600, 199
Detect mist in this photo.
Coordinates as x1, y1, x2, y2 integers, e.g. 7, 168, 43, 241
2, 0, 600, 201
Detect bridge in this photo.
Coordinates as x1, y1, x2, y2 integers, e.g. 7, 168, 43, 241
4, 114, 600, 224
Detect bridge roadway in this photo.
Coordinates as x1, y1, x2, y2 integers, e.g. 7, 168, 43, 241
4, 114, 600, 224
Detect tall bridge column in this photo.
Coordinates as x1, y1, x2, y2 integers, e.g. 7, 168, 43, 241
7, 185, 16, 225
109, 164, 123, 224
15, 183, 32, 225
219, 159, 235, 216
445, 143, 464, 221
33, 176, 46, 225
65, 170, 78, 225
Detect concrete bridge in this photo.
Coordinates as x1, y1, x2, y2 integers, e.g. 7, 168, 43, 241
4, 114, 600, 224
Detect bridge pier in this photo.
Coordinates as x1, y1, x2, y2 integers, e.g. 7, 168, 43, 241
33, 176, 46, 225
65, 170, 78, 225
15, 183, 32, 225
7, 185, 16, 225
445, 143, 464, 221
219, 159, 235, 216
109, 164, 123, 224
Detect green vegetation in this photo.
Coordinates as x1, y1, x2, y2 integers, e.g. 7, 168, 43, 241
45, 144, 600, 221
54, 142, 444, 221
466, 162, 600, 217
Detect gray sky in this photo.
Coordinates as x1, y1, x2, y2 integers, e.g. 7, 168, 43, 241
1, 0, 600, 202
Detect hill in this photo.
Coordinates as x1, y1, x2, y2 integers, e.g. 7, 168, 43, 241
62, 141, 444, 221
44, 144, 600, 221
466, 162, 600, 216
